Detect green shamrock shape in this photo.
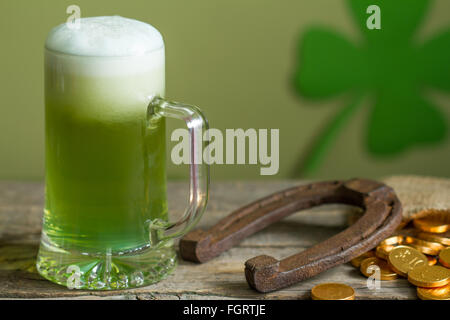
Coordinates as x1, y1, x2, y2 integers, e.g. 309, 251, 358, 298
293, 0, 449, 176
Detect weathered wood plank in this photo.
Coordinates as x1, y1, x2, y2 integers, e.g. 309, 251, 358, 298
0, 181, 417, 300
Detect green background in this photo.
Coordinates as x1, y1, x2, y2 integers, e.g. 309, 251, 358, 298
1, 0, 449, 181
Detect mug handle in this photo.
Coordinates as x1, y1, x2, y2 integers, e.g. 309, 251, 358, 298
147, 95, 210, 241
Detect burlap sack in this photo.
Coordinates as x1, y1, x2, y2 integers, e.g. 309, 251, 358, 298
382, 175, 450, 222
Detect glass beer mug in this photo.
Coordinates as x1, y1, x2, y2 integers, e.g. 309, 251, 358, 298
36, 16, 209, 290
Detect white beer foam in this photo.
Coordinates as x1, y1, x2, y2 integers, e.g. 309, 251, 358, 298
45, 16, 165, 77
46, 16, 164, 57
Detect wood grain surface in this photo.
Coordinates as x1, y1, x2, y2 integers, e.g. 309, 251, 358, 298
0, 181, 417, 299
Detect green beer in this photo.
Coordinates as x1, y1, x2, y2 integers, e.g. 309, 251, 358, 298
44, 67, 168, 252
38, 16, 209, 290
38, 17, 180, 290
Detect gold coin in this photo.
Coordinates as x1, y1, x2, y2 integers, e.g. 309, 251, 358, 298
417, 231, 450, 246
439, 247, 450, 268
360, 257, 398, 280
413, 209, 450, 233
417, 283, 450, 300
380, 235, 404, 246
376, 245, 395, 260
407, 242, 442, 256
350, 251, 375, 268
311, 283, 355, 300
404, 237, 445, 251
427, 256, 437, 266
388, 245, 428, 277
408, 265, 450, 288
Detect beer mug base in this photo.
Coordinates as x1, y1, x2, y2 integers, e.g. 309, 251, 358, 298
36, 237, 177, 290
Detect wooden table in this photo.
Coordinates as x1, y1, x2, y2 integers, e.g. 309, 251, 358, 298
0, 181, 416, 299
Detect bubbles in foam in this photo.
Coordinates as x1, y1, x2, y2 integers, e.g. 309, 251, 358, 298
46, 16, 164, 57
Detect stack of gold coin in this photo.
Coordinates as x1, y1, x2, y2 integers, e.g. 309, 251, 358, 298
350, 209, 450, 300
417, 230, 450, 246
417, 284, 450, 300
413, 209, 450, 233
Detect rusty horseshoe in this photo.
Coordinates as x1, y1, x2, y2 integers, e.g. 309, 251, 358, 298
179, 178, 403, 293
